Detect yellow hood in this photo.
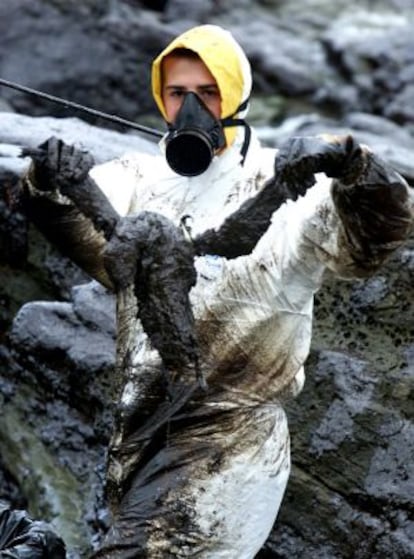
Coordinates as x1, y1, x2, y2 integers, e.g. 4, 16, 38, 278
151, 24, 252, 148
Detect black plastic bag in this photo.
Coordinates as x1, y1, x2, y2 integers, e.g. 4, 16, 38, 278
0, 502, 66, 558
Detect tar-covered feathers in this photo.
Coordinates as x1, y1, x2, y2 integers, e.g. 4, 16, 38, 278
104, 211, 199, 374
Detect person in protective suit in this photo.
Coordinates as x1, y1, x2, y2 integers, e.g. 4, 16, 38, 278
20, 24, 414, 559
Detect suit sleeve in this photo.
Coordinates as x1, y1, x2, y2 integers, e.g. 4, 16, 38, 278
192, 149, 414, 372
331, 149, 414, 277
22, 170, 114, 289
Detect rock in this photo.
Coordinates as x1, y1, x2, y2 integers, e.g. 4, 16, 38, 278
384, 83, 414, 125
0, 113, 159, 167
10, 283, 116, 374
320, 13, 414, 120
1, 281, 116, 558
0, 0, 170, 123
162, 0, 216, 23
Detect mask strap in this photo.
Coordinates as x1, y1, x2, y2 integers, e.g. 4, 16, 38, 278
221, 98, 251, 167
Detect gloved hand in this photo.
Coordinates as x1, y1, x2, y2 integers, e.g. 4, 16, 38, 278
274, 133, 366, 200
25, 136, 119, 240
27, 136, 94, 193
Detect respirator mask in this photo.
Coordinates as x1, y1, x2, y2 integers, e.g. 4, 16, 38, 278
165, 92, 226, 177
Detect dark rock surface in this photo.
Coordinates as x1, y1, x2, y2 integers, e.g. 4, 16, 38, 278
0, 1, 413, 557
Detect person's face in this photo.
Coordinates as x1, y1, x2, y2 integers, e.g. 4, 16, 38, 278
162, 55, 222, 122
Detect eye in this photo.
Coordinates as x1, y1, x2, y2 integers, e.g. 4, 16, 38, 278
170, 90, 185, 98
201, 89, 220, 100
163, 88, 186, 100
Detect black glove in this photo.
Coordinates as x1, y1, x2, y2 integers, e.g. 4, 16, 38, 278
27, 136, 94, 192
25, 136, 119, 239
273, 134, 365, 200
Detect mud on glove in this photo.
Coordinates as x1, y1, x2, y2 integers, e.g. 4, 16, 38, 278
26, 136, 118, 240
273, 133, 366, 200
26, 135, 94, 193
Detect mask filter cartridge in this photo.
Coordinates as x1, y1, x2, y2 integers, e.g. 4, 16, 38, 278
165, 92, 225, 176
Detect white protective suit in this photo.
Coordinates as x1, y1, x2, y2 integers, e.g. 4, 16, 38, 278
22, 25, 414, 559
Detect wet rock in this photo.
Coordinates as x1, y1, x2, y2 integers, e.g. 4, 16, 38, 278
385, 83, 414, 125
321, 14, 414, 121
0, 171, 28, 267
0, 0, 170, 125
162, 0, 216, 24
0, 112, 158, 167
1, 281, 116, 558
10, 282, 116, 374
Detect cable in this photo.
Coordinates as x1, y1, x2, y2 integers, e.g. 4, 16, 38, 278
0, 77, 164, 139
